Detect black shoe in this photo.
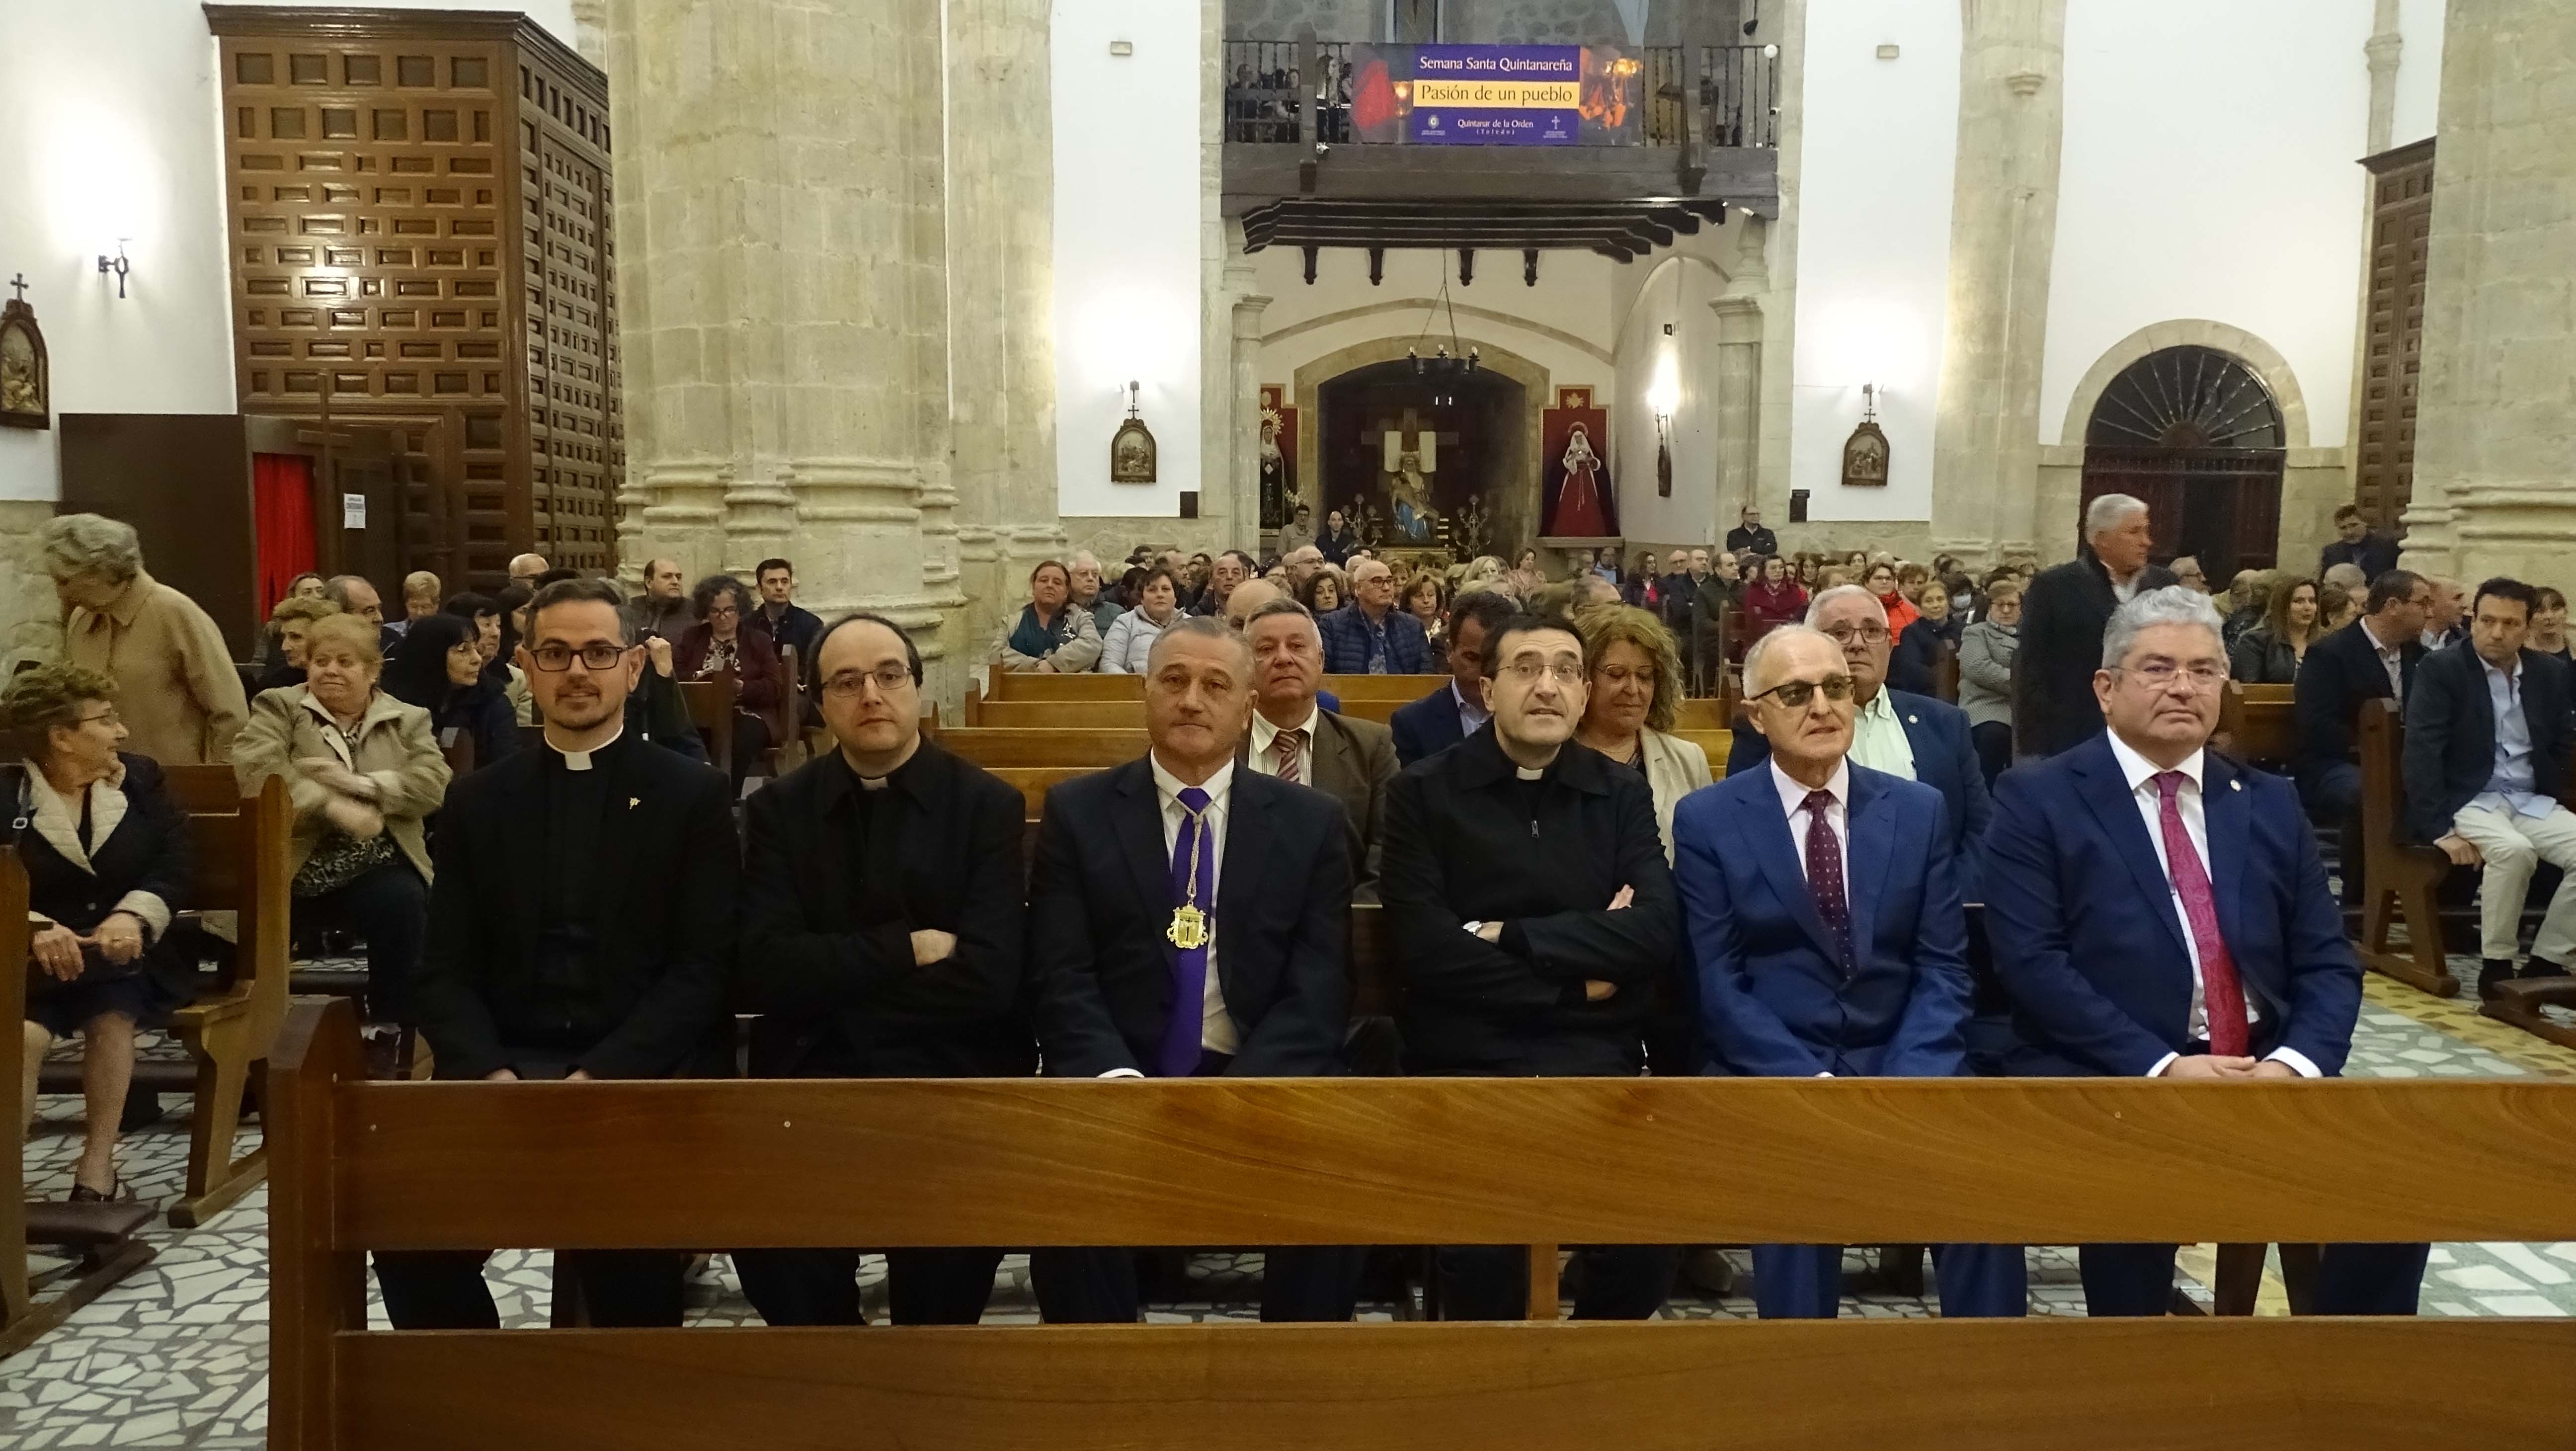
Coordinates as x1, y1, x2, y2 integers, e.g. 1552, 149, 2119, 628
2523, 957, 2572, 981
67, 1176, 128, 1205
2479, 959, 2518, 998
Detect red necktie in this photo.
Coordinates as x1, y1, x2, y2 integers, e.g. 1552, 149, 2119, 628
2153, 772, 2249, 1055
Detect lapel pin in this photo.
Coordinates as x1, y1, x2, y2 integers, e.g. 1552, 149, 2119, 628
2231, 780, 2242, 792
1907, 715, 1919, 725
629, 796, 641, 808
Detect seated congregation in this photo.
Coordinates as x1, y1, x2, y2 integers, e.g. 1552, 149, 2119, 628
24, 494, 2576, 1330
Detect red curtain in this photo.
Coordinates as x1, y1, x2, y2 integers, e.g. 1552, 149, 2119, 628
252, 453, 318, 610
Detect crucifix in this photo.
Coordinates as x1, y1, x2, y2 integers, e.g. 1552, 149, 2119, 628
1362, 407, 1460, 477
1361, 406, 1463, 546
7, 275, 26, 304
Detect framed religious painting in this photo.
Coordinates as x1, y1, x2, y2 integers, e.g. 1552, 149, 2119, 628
1111, 382, 1157, 484
1841, 384, 1888, 487
0, 293, 49, 430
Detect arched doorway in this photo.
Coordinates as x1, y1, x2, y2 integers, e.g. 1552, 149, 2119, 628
1316, 359, 1530, 561
2079, 345, 2286, 576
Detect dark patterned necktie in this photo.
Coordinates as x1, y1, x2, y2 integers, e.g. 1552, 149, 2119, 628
1803, 790, 1852, 969
1272, 727, 1304, 785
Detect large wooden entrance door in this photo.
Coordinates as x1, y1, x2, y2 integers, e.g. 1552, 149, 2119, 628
2079, 345, 2286, 576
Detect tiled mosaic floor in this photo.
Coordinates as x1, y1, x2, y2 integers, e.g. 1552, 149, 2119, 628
5, 957, 2574, 1448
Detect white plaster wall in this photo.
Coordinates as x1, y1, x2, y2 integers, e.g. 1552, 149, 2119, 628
2040, 0, 2374, 451
1785, 0, 1961, 522
2392, 0, 2447, 147
1251, 244, 1620, 351
1610, 254, 1729, 546
1053, 0, 1207, 517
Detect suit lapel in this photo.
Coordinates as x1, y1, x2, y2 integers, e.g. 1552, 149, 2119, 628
1310, 714, 1355, 800
1109, 760, 1176, 920
597, 745, 648, 903
1215, 775, 1271, 1005
1844, 770, 1893, 963
2202, 754, 2252, 995
2071, 740, 2193, 963
1737, 776, 1845, 967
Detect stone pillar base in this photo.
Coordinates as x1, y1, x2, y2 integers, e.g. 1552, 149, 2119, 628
0, 501, 61, 674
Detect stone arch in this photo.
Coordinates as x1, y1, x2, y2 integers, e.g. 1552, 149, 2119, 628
2058, 320, 2311, 450
1292, 333, 1554, 557
1612, 252, 1735, 343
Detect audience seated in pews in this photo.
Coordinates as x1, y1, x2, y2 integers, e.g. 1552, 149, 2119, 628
2014, 493, 2177, 759
1318, 560, 1433, 675
1887, 577, 1962, 697
2402, 577, 2576, 999
746, 557, 823, 663
443, 591, 532, 727
398, 571, 441, 634
2229, 575, 2324, 685
1403, 569, 1447, 647
1299, 566, 1348, 617
2293, 569, 2428, 902
506, 552, 550, 586
1388, 591, 1517, 768
674, 574, 785, 789
1737, 553, 1807, 651
1958, 580, 2020, 788
1240, 597, 1397, 892
46, 514, 248, 769
1382, 612, 1680, 1320
4, 665, 194, 1203
257, 572, 329, 665
735, 611, 1036, 1326
1732, 586, 1990, 898
1572, 606, 1711, 858
257, 595, 340, 694
235, 614, 450, 1056
1983, 585, 2429, 1316
2420, 575, 2468, 652
1190, 550, 1255, 622
323, 574, 399, 655
1099, 566, 1183, 675
381, 613, 518, 770
1675, 626, 2026, 1318
379, 577, 738, 1330
1028, 616, 1365, 1323
2533, 586, 2571, 662
629, 557, 694, 642
992, 560, 1103, 674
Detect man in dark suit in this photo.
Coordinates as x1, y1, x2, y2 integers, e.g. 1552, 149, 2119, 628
1317, 558, 1433, 674
1985, 585, 2427, 1317
2319, 503, 2400, 582
1723, 503, 1777, 559
1029, 615, 1362, 1322
1676, 626, 2023, 1319
381, 577, 739, 1330
746, 557, 824, 665
1240, 597, 1398, 891
734, 611, 1033, 1326
1389, 591, 1518, 767
2013, 493, 2177, 758
2293, 569, 2428, 902
1382, 613, 1681, 1319
324, 573, 404, 655
2402, 577, 2576, 997
1729, 585, 1990, 898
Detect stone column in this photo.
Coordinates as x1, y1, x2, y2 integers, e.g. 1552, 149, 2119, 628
2365, 0, 2404, 156
1230, 282, 1273, 549
1926, 0, 2067, 570
1709, 294, 1764, 522
2402, 0, 2576, 582
568, 0, 609, 68
607, 0, 962, 684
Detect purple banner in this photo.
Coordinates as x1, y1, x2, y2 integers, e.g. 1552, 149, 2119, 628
1408, 45, 1583, 146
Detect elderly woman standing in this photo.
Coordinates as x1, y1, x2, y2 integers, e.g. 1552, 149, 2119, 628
990, 560, 1103, 673
1571, 606, 1712, 858
46, 514, 248, 766
237, 614, 448, 1051
5, 665, 193, 1201
1099, 566, 1184, 674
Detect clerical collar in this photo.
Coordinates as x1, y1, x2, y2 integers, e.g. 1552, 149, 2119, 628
1514, 766, 1546, 781
548, 723, 625, 772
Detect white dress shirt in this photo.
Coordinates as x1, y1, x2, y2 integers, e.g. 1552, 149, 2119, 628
1450, 680, 1492, 738
2359, 614, 2408, 697
1249, 705, 1319, 784
1849, 688, 1918, 780
1770, 757, 1850, 890
2471, 654, 2553, 820
2102, 732, 2316, 1079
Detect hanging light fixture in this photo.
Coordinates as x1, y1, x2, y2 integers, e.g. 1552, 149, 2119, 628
1408, 273, 1480, 378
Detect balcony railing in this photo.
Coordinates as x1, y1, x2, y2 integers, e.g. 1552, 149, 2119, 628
1221, 41, 1778, 152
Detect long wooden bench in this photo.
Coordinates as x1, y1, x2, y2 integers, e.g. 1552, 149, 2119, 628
269, 994, 2576, 1450
966, 696, 1732, 733
1, 849, 157, 1359
985, 667, 1448, 703
2357, 701, 2464, 998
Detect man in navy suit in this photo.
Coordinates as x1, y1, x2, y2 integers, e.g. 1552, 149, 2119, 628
1728, 584, 1990, 898
1676, 625, 2024, 1319
1028, 615, 1362, 1322
1389, 591, 1519, 767
1985, 585, 2427, 1317
1317, 558, 1433, 674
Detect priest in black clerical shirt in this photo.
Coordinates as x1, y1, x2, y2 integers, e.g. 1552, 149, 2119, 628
375, 577, 739, 1331
733, 612, 1035, 1326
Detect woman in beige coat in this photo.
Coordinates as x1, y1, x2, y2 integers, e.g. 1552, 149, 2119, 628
236, 613, 449, 1048
1572, 605, 1713, 861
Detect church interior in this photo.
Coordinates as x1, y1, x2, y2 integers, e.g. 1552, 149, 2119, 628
3, 0, 2576, 1445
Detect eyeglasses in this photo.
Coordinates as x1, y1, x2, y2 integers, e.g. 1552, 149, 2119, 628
529, 642, 632, 672
1500, 659, 1585, 686
705, 604, 739, 619
821, 664, 915, 697
1750, 675, 1857, 709
2114, 662, 2229, 692
1819, 624, 1892, 647
75, 709, 122, 728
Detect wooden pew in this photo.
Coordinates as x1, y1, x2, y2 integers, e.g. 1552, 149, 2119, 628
985, 667, 1450, 705
270, 994, 2576, 1450
967, 696, 1733, 733
676, 676, 739, 777
2218, 683, 2297, 767
2355, 701, 2461, 997
0, 849, 157, 1360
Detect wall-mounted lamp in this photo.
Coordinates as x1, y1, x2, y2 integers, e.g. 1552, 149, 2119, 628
1648, 361, 1681, 499
97, 240, 131, 300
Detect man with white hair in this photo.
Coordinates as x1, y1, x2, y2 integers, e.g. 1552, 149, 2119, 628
1066, 551, 1123, 636
1675, 625, 2024, 1319
507, 553, 550, 586
47, 513, 248, 766
2015, 493, 2177, 758
1316, 557, 1432, 674
1985, 585, 2425, 1317
1283, 545, 1324, 588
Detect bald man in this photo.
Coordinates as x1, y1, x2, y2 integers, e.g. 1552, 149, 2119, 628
508, 554, 550, 585
1316, 558, 1432, 674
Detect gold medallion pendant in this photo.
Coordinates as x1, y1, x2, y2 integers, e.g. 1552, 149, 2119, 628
1167, 904, 1208, 950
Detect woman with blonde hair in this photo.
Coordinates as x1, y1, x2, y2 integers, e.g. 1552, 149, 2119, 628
1571, 606, 1711, 859
259, 594, 343, 692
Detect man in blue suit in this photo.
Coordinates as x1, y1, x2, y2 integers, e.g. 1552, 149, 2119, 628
1675, 625, 2025, 1319
1984, 585, 2427, 1317
1388, 591, 1518, 767
1727, 585, 1990, 898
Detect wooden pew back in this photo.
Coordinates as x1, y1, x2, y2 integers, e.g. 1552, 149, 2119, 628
968, 696, 1731, 732
269, 995, 2576, 1450
163, 770, 295, 1039
2219, 682, 2297, 766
